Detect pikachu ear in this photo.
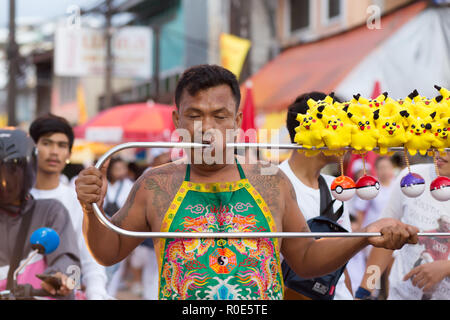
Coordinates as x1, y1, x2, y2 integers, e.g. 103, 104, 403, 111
317, 113, 323, 119
352, 94, 361, 103
324, 95, 334, 105
377, 92, 388, 102
317, 105, 325, 113
425, 123, 432, 130
373, 109, 380, 120
435, 95, 443, 103
430, 111, 437, 120
358, 96, 370, 105
408, 89, 419, 101
400, 110, 410, 118
385, 97, 395, 104
307, 98, 316, 109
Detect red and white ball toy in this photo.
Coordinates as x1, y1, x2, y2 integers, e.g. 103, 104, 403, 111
331, 176, 356, 201
356, 175, 380, 200
430, 176, 450, 202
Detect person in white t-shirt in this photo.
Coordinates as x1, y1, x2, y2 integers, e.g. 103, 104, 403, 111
279, 91, 354, 300
102, 158, 134, 297
105, 156, 160, 300
28, 114, 110, 300
357, 153, 450, 300
347, 156, 395, 295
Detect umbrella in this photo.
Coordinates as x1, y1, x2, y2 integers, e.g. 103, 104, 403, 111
74, 102, 176, 143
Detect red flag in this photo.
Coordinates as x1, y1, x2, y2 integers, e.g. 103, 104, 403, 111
240, 81, 257, 143
371, 80, 382, 99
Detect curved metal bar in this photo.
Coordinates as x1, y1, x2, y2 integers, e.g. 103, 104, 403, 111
91, 142, 450, 239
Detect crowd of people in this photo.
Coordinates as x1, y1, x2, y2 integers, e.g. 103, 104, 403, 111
0, 64, 448, 300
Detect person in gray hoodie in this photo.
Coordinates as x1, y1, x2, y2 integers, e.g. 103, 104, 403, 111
0, 128, 80, 298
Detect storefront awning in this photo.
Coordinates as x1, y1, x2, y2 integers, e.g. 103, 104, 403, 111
245, 1, 426, 114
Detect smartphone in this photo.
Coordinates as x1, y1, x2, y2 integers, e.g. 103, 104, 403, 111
35, 273, 62, 289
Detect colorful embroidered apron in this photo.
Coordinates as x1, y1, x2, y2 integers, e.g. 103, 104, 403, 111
158, 160, 284, 300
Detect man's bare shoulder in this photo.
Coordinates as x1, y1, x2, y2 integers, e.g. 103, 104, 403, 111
141, 160, 185, 178
239, 157, 287, 188
138, 160, 185, 191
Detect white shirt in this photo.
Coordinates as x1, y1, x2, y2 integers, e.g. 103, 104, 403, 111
381, 164, 450, 300
31, 183, 110, 299
279, 160, 354, 300
346, 181, 394, 294
351, 182, 394, 228
105, 178, 134, 209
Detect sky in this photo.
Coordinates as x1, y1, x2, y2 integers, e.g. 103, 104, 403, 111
0, 0, 101, 27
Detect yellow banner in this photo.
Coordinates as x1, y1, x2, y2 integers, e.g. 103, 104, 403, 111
0, 114, 7, 128
77, 84, 88, 125
220, 33, 251, 80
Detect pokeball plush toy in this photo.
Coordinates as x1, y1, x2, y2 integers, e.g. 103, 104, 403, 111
400, 172, 425, 198
430, 176, 450, 202
331, 175, 356, 201
356, 175, 380, 200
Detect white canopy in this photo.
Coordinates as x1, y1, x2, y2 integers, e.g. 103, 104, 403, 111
336, 7, 450, 100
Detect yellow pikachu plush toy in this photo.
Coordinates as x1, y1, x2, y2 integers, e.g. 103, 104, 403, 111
319, 103, 353, 155
409, 90, 440, 117
434, 95, 450, 119
430, 117, 450, 154
346, 103, 379, 152
374, 99, 407, 155
293, 94, 335, 156
402, 101, 436, 156
434, 85, 450, 99
434, 85, 450, 118
294, 110, 325, 157
356, 92, 388, 109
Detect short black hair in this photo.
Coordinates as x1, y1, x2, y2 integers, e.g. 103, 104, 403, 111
29, 114, 74, 151
286, 92, 342, 143
175, 64, 241, 111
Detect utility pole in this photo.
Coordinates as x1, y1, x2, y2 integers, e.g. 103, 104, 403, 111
7, 0, 18, 126
153, 24, 160, 102
103, 0, 113, 110
229, 0, 251, 82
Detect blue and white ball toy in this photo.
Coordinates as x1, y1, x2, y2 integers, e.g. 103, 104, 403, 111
400, 172, 425, 198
